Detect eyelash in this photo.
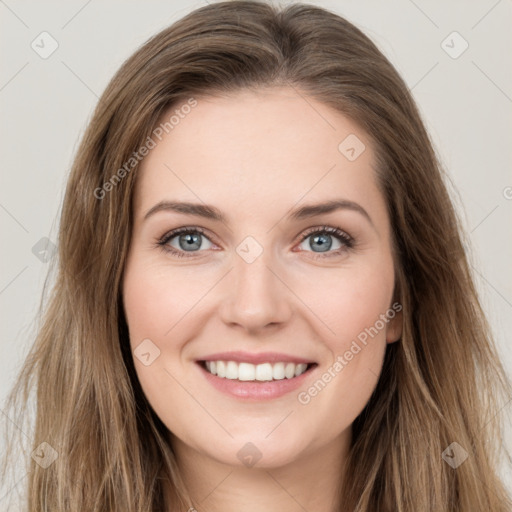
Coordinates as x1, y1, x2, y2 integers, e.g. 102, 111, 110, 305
155, 225, 355, 259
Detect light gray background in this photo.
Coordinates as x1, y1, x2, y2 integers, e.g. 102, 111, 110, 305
1, 0, 511, 503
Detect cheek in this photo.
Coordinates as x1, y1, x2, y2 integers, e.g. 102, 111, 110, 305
122, 257, 220, 395
292, 258, 394, 419
297, 256, 395, 347
122, 258, 199, 432
123, 259, 209, 345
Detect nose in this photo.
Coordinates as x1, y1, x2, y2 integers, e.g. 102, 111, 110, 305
218, 248, 293, 334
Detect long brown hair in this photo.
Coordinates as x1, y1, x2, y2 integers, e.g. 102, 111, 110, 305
2, 1, 511, 510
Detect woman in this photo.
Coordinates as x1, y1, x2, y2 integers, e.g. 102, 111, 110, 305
2, 1, 511, 510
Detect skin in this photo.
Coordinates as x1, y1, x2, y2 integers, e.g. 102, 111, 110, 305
122, 86, 402, 512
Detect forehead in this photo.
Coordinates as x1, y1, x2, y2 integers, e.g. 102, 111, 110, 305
134, 87, 386, 226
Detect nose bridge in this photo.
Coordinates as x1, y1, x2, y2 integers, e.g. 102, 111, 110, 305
219, 236, 292, 330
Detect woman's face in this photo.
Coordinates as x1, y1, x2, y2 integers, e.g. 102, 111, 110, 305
122, 86, 402, 469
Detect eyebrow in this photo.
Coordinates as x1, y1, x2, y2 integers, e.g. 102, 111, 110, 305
143, 199, 375, 228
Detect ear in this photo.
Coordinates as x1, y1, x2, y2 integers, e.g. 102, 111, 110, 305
386, 306, 402, 344
386, 285, 403, 344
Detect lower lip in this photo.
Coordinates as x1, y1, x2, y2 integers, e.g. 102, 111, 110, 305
196, 362, 317, 401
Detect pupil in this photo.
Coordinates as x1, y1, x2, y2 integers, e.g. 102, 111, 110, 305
180, 233, 201, 250
312, 233, 332, 252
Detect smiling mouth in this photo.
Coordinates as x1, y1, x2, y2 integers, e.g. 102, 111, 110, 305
198, 360, 318, 382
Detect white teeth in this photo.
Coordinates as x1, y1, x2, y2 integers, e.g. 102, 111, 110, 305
272, 362, 285, 380
226, 361, 238, 379
238, 362, 255, 381
285, 362, 296, 379
216, 361, 226, 378
203, 360, 310, 381
255, 363, 273, 381
295, 364, 307, 377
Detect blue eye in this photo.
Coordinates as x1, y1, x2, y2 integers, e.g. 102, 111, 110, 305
156, 225, 354, 259
157, 227, 213, 258
297, 226, 354, 258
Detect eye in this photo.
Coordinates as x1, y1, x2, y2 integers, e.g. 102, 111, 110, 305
156, 225, 355, 259
156, 227, 215, 258
296, 226, 354, 258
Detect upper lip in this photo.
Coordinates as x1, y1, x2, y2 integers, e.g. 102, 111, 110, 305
197, 351, 315, 365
